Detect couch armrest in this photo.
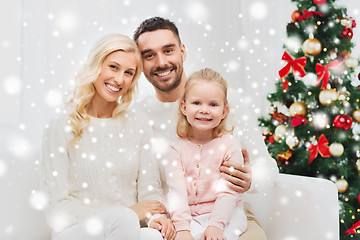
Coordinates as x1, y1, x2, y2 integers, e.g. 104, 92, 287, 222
244, 173, 339, 240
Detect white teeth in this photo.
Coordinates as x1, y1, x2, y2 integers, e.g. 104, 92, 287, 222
105, 83, 120, 92
157, 70, 171, 77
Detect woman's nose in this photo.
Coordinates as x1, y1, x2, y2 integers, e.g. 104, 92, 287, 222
114, 73, 124, 85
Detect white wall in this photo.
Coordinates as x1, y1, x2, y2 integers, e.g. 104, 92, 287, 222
0, 0, 359, 239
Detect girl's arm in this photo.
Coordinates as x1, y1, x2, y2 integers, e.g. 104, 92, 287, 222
209, 137, 244, 230
41, 118, 97, 233
165, 143, 192, 232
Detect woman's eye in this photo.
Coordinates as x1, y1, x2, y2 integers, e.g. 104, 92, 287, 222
125, 71, 134, 76
110, 65, 118, 70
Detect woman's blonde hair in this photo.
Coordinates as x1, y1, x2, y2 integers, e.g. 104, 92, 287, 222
67, 33, 143, 146
176, 68, 233, 139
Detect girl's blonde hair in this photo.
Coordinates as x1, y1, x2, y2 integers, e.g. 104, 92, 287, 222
67, 33, 143, 146
176, 68, 233, 139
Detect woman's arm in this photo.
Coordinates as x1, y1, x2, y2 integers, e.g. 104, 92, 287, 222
41, 118, 96, 232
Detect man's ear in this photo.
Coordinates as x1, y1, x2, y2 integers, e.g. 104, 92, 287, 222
180, 100, 187, 116
180, 43, 187, 62
222, 104, 230, 119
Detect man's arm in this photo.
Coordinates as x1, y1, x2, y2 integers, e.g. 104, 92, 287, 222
220, 148, 251, 193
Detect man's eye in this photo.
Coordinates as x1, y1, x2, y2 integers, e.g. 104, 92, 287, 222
144, 53, 154, 59
165, 49, 173, 54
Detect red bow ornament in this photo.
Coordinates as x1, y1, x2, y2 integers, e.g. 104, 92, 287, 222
307, 134, 331, 164
315, 59, 344, 89
282, 79, 289, 91
279, 51, 307, 79
291, 116, 308, 127
345, 220, 360, 235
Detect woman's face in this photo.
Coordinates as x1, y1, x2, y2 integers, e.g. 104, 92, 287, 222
93, 50, 137, 104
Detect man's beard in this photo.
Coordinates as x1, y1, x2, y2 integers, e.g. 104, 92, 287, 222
149, 64, 183, 93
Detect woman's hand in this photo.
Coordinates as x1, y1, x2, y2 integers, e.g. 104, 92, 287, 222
149, 216, 176, 240
175, 230, 194, 240
200, 226, 225, 240
129, 200, 167, 220
220, 148, 252, 193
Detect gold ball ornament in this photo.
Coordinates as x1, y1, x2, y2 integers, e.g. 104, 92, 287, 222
319, 89, 338, 106
353, 109, 360, 123
356, 159, 360, 174
302, 38, 322, 56
289, 102, 307, 117
341, 17, 353, 28
329, 142, 344, 157
335, 178, 348, 193
286, 135, 299, 148
274, 125, 287, 142
345, 57, 358, 69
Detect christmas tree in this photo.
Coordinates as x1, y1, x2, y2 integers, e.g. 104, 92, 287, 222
258, 0, 360, 238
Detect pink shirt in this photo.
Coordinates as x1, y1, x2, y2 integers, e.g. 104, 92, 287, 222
165, 134, 243, 231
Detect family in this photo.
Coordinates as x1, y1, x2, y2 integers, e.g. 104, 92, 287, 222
41, 17, 278, 240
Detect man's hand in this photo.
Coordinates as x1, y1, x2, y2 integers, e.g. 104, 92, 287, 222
220, 148, 252, 193
129, 200, 167, 220
200, 226, 225, 240
149, 216, 176, 240
175, 230, 194, 240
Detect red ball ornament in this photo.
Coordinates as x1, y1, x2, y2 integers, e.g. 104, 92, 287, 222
333, 114, 353, 130
352, 19, 357, 28
313, 0, 326, 4
291, 10, 302, 22
341, 28, 353, 39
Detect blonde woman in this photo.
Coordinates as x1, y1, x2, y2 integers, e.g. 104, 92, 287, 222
41, 34, 175, 240
166, 68, 247, 240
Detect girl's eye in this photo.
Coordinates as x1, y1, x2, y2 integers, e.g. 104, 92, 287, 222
193, 101, 200, 105
210, 103, 217, 107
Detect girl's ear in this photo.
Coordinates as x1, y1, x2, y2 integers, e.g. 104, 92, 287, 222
222, 104, 229, 119
180, 100, 187, 116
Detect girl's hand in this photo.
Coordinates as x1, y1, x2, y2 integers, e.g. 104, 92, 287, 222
129, 200, 167, 220
175, 230, 194, 240
220, 148, 252, 193
149, 216, 176, 240
200, 226, 225, 240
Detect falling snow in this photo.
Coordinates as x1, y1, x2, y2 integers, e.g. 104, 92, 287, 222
1, 0, 359, 239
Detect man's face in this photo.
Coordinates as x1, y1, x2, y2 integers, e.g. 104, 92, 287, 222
136, 29, 186, 93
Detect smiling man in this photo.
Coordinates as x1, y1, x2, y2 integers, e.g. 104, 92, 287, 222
133, 17, 278, 240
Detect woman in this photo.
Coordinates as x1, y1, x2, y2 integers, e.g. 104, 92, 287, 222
41, 33, 175, 240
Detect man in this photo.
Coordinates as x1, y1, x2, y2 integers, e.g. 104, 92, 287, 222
133, 17, 278, 240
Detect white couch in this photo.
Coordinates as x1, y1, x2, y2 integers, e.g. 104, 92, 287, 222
246, 173, 339, 240
0, 153, 339, 240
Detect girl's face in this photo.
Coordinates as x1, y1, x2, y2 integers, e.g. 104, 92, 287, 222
93, 50, 137, 104
180, 81, 228, 135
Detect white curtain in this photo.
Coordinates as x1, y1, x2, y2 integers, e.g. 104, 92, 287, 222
0, 0, 359, 239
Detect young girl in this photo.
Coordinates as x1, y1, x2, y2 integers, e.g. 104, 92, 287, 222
165, 68, 247, 240
41, 34, 175, 240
